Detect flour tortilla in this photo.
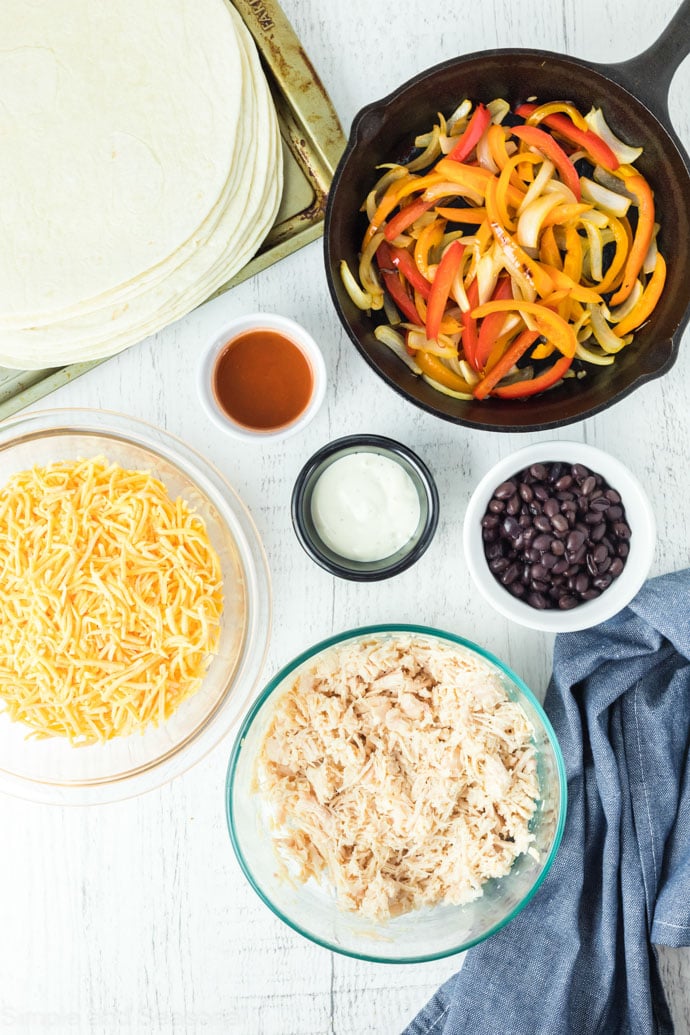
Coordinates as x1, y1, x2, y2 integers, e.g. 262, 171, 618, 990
0, 0, 283, 368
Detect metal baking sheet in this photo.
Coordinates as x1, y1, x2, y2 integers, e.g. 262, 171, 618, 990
0, 0, 346, 420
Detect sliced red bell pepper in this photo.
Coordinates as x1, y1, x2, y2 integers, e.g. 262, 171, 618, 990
608, 172, 655, 306
511, 124, 582, 201
515, 103, 619, 171
492, 351, 573, 398
473, 277, 514, 371
389, 246, 432, 300
425, 239, 465, 341
375, 242, 424, 326
473, 329, 541, 399
461, 278, 480, 367
383, 197, 436, 242
447, 103, 491, 163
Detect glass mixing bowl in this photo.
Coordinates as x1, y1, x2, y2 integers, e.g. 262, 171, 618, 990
0, 409, 271, 805
226, 624, 566, 963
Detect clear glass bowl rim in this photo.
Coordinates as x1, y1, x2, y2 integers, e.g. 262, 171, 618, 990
225, 622, 568, 963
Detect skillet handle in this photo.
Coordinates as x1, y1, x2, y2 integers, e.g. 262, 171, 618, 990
606, 0, 690, 124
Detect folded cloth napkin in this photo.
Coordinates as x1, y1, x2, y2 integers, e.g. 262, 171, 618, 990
405, 569, 690, 1035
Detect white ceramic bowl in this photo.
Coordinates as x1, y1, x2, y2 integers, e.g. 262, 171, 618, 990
197, 312, 326, 442
463, 441, 656, 633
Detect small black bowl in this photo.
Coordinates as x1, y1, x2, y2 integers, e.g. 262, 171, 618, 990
291, 434, 439, 581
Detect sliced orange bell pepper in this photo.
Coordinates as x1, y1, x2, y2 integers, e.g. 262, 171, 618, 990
487, 124, 512, 171
609, 173, 655, 306
415, 350, 472, 393
614, 253, 666, 336
471, 299, 577, 358
473, 276, 514, 371
563, 225, 583, 284
426, 240, 465, 341
596, 215, 629, 295
414, 218, 446, 279
473, 329, 541, 399
539, 225, 563, 270
435, 206, 488, 224
542, 203, 594, 228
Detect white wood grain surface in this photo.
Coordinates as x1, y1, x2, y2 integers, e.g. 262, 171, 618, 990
1, 1, 689, 1032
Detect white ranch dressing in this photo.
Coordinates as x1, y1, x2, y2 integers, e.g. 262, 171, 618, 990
311, 452, 420, 562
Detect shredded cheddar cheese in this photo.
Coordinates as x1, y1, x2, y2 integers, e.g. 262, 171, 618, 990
0, 457, 224, 743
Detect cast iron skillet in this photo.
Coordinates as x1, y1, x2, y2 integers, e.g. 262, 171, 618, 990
324, 1, 690, 432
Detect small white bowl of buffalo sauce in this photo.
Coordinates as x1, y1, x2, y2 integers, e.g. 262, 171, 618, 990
198, 313, 326, 442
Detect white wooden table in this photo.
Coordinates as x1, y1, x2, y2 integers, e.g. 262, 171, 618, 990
1, 1, 689, 1032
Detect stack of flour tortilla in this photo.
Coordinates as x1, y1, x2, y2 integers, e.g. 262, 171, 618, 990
0, 0, 283, 369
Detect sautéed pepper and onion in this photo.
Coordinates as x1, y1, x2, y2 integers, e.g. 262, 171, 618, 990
340, 99, 666, 401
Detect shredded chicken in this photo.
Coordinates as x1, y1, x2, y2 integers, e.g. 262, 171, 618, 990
255, 635, 539, 921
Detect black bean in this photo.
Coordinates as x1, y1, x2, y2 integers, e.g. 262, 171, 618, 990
589, 498, 610, 513
551, 514, 569, 533
543, 498, 559, 518
590, 522, 607, 543
560, 499, 577, 512
490, 557, 509, 573
524, 547, 540, 564
605, 489, 621, 504
501, 563, 521, 586
531, 563, 548, 581
513, 535, 525, 551
522, 526, 536, 543
566, 530, 586, 552
529, 463, 547, 480
485, 541, 504, 560
581, 588, 601, 601
607, 505, 623, 521
482, 514, 499, 529
571, 463, 589, 480
555, 475, 573, 491
531, 580, 549, 593
592, 544, 608, 565
586, 553, 599, 576
617, 542, 630, 558
609, 557, 624, 577
593, 574, 613, 591
542, 552, 558, 570
519, 514, 531, 528
598, 555, 612, 574
494, 480, 517, 499
506, 494, 521, 516
489, 498, 505, 513
574, 573, 590, 595
581, 475, 596, 495
559, 595, 579, 610
509, 581, 526, 598
527, 591, 548, 609
548, 463, 563, 483
552, 559, 569, 575
519, 483, 534, 503
503, 516, 521, 538
551, 540, 566, 556
534, 515, 552, 532
612, 522, 632, 540
584, 511, 602, 525
482, 528, 497, 542
529, 501, 542, 516
534, 485, 549, 501
533, 533, 553, 552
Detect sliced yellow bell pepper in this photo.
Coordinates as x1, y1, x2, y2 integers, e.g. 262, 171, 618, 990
471, 299, 577, 358
614, 254, 667, 337
414, 350, 473, 392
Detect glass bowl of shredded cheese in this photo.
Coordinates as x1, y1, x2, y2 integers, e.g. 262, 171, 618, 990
226, 625, 566, 962
0, 408, 271, 805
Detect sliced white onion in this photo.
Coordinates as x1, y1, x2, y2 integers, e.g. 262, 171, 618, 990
340, 260, 373, 310
580, 177, 631, 217
581, 222, 604, 281
517, 159, 555, 215
487, 98, 510, 124
593, 165, 636, 200
476, 131, 499, 173
517, 194, 562, 249
606, 279, 644, 323
407, 126, 442, 172
643, 229, 660, 274
374, 325, 422, 373
476, 252, 499, 304
575, 339, 615, 365
447, 99, 472, 132
407, 328, 458, 358
423, 181, 484, 206
579, 208, 609, 229
585, 108, 643, 164
543, 180, 578, 204
458, 359, 480, 384
588, 304, 626, 352
451, 266, 471, 312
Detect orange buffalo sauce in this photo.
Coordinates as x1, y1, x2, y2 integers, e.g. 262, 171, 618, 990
212, 328, 314, 431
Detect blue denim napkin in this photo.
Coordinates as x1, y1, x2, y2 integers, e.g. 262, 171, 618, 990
405, 569, 690, 1035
